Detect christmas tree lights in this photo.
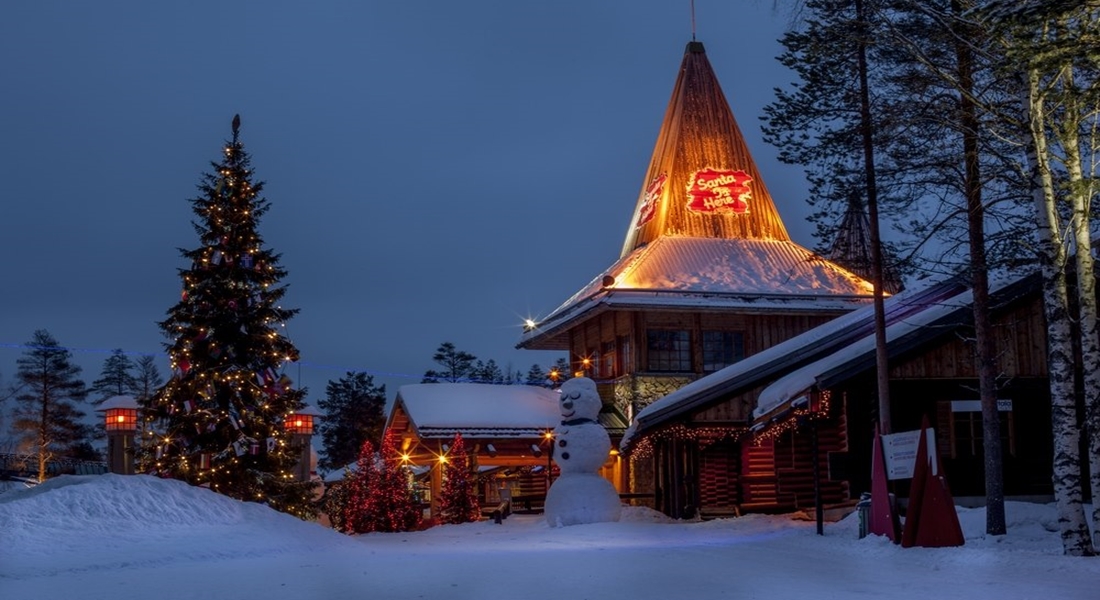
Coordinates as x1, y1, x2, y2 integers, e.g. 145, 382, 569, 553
136, 115, 314, 519
342, 432, 421, 533
436, 432, 480, 524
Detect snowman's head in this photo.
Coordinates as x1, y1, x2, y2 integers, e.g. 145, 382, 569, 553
558, 377, 602, 421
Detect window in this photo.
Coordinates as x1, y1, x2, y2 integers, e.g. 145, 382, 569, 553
702, 331, 745, 372
646, 330, 691, 372
949, 399, 1015, 458
599, 341, 616, 379
617, 336, 632, 375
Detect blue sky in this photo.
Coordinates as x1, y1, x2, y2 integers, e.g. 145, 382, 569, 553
0, 1, 819, 401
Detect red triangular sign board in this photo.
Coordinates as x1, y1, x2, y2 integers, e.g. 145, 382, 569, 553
869, 425, 897, 541
901, 417, 964, 548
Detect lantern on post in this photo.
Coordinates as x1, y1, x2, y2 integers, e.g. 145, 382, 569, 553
96, 395, 140, 475
284, 405, 320, 482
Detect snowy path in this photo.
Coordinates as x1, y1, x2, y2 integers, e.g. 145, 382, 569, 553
1, 476, 1097, 600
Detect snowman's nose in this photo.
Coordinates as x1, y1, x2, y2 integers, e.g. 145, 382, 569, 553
563, 400, 574, 409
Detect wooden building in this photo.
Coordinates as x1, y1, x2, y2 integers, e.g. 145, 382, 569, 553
517, 41, 876, 509
621, 271, 1057, 518
385, 383, 628, 517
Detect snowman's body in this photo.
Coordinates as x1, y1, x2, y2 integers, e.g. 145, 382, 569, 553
544, 378, 622, 527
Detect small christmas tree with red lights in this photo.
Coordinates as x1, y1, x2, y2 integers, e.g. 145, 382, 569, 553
437, 432, 480, 524
373, 431, 421, 532
342, 434, 420, 533
137, 115, 313, 518
343, 439, 378, 533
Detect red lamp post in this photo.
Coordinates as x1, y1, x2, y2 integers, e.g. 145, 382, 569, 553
96, 395, 140, 474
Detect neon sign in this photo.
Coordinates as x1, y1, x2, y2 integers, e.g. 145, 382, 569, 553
635, 173, 667, 228
686, 168, 752, 214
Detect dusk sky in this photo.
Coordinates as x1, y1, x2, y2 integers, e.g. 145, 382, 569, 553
1, 1, 821, 403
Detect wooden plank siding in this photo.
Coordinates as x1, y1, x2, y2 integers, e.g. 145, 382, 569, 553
567, 309, 840, 401
771, 422, 850, 511
889, 296, 1047, 380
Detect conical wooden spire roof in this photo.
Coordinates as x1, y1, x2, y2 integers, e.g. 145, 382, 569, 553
620, 41, 790, 257
518, 40, 875, 351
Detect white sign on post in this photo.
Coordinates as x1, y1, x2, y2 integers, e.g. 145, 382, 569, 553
880, 428, 937, 480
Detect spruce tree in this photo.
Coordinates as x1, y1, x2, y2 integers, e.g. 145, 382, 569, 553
316, 371, 386, 473
139, 115, 313, 518
131, 355, 165, 405
437, 432, 480, 524
13, 329, 92, 481
469, 359, 504, 384
525, 363, 549, 387
89, 349, 138, 405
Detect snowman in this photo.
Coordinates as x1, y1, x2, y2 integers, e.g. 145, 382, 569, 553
544, 377, 622, 526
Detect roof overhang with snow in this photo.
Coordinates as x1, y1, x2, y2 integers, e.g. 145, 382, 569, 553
750, 271, 1040, 428
387, 382, 561, 441
519, 237, 877, 350
620, 269, 1040, 451
619, 274, 978, 451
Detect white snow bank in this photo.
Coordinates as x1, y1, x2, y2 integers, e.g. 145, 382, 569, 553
0, 474, 354, 578
2, 475, 1098, 600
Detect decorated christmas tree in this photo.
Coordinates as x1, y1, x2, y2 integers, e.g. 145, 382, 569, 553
373, 431, 421, 532
437, 432, 480, 524
342, 439, 378, 533
342, 433, 420, 533
138, 115, 314, 518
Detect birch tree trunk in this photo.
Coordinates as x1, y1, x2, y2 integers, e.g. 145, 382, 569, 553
1022, 65, 1094, 556
1062, 65, 1100, 549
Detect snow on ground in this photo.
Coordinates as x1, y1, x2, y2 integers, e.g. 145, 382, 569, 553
2, 475, 1098, 600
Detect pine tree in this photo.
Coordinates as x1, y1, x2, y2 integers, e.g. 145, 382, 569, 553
422, 342, 477, 383
469, 359, 504, 384
316, 371, 387, 472
131, 355, 165, 405
138, 115, 314, 518
89, 349, 138, 405
13, 329, 92, 481
437, 432, 480, 524
525, 364, 549, 387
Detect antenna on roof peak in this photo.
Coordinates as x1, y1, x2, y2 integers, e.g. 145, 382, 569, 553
690, 0, 697, 41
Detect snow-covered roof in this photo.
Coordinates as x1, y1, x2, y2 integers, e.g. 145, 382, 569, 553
520, 237, 876, 350
752, 270, 1037, 423
95, 395, 139, 411
391, 383, 560, 439
620, 274, 973, 449
621, 268, 1039, 450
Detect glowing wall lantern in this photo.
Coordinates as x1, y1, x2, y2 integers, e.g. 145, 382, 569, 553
284, 411, 314, 435
96, 395, 140, 475
284, 405, 320, 482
